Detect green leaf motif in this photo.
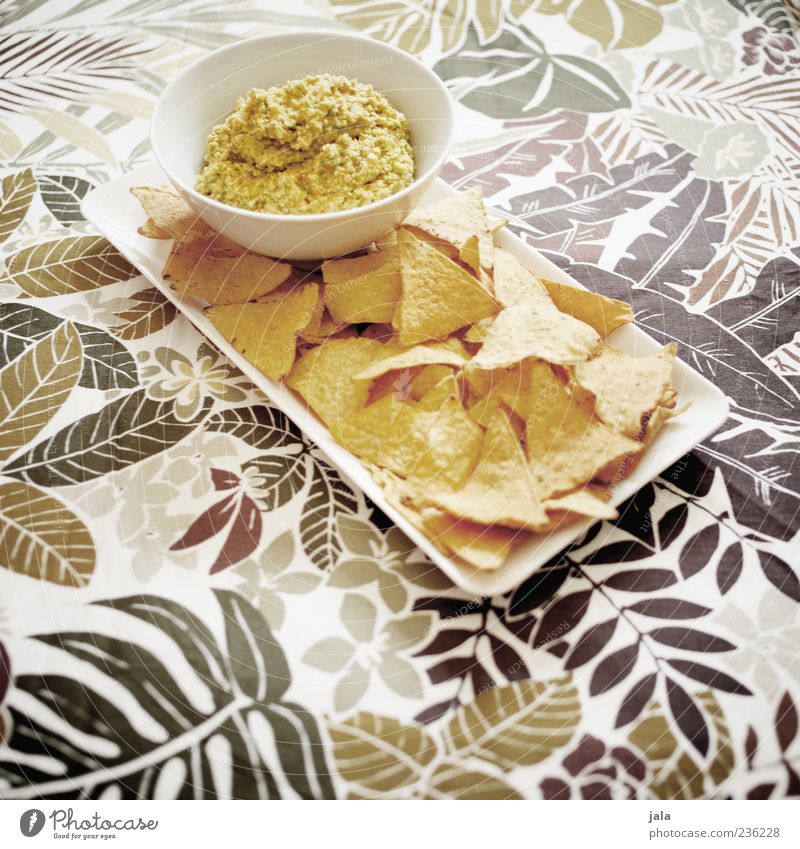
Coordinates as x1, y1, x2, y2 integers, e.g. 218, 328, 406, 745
0, 321, 82, 462
724, 0, 797, 33
0, 168, 35, 245
300, 454, 359, 571
0, 480, 95, 587
109, 288, 177, 340
0, 303, 138, 390
433, 22, 629, 120
208, 405, 308, 510
0, 591, 334, 798
3, 388, 212, 486
444, 676, 580, 769
6, 235, 136, 297
38, 174, 94, 224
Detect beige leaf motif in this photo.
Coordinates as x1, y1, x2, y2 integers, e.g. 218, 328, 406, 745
424, 761, 522, 799
0, 168, 36, 246
7, 235, 137, 298
444, 675, 580, 768
528, 0, 678, 50
0, 322, 82, 463
327, 0, 471, 55
0, 480, 95, 587
27, 107, 119, 168
0, 120, 23, 160
327, 712, 438, 796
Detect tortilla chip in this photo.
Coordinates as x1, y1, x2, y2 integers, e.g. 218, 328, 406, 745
492, 362, 537, 421
424, 408, 548, 530
131, 186, 241, 253
335, 394, 482, 489
575, 343, 678, 438
543, 486, 618, 522
394, 228, 496, 345
464, 391, 503, 428
408, 364, 457, 400
423, 511, 523, 571
354, 338, 470, 382
462, 318, 494, 344
322, 235, 401, 324
541, 279, 633, 337
469, 301, 601, 370
488, 215, 507, 235
523, 360, 641, 496
205, 283, 318, 380
415, 371, 462, 411
138, 217, 170, 239
298, 309, 350, 344
492, 248, 553, 310
459, 234, 481, 274
359, 324, 395, 343
287, 336, 394, 427
163, 239, 292, 305
404, 187, 495, 269
297, 297, 324, 342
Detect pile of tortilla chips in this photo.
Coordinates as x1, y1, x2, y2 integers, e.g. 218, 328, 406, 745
133, 185, 683, 571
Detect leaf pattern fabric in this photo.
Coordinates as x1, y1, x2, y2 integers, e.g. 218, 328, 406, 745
0, 0, 799, 801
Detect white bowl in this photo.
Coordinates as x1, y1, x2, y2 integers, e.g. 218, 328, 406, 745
150, 31, 455, 260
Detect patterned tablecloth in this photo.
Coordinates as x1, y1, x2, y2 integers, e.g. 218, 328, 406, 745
0, 0, 799, 801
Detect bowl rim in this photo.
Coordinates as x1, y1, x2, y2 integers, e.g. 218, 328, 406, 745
150, 29, 455, 223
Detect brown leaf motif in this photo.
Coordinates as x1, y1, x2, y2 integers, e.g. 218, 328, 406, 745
7, 235, 136, 297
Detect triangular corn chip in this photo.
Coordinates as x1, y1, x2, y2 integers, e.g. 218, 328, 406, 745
415, 372, 461, 411
459, 234, 481, 274
138, 218, 170, 239
335, 394, 482, 489
462, 317, 494, 344
163, 239, 292, 305
374, 473, 522, 571
298, 309, 350, 344
492, 248, 553, 310
205, 283, 319, 380
287, 337, 394, 426
131, 186, 241, 252
488, 215, 507, 235
543, 486, 618, 521
394, 228, 496, 345
469, 301, 601, 370
541, 279, 633, 337
575, 343, 678, 438
354, 338, 470, 382
298, 296, 325, 342
524, 361, 641, 496
409, 364, 457, 400
423, 511, 524, 571
322, 236, 401, 324
404, 187, 495, 269
360, 323, 397, 343
425, 408, 548, 530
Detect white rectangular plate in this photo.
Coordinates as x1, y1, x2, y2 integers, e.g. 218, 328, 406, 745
83, 163, 729, 596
